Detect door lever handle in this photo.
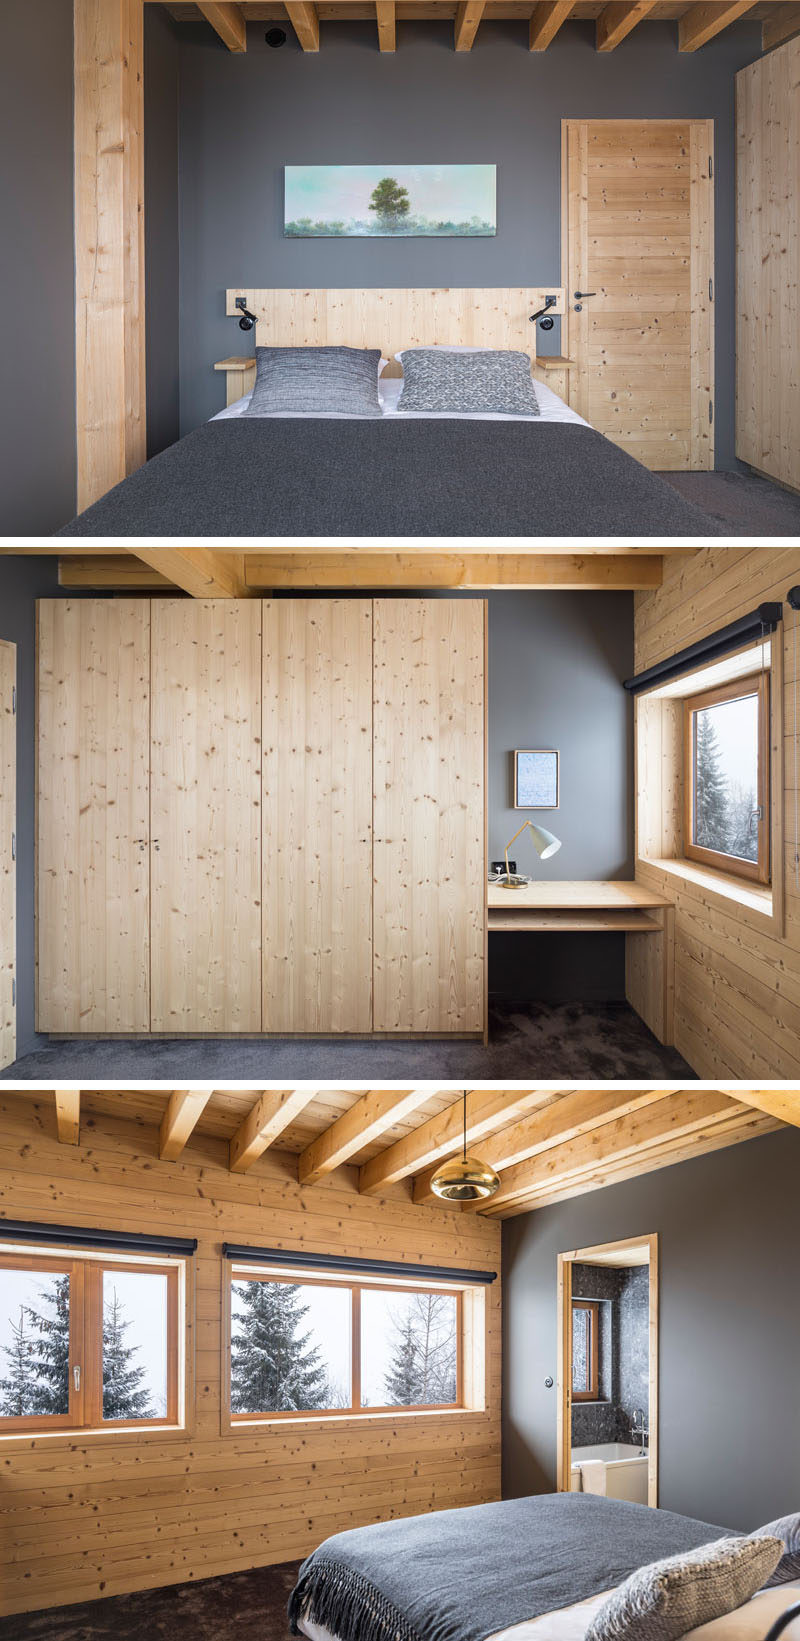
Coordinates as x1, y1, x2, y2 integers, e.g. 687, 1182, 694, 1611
573, 291, 596, 299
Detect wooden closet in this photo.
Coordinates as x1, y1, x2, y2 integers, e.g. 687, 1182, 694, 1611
37, 596, 486, 1038
736, 39, 800, 492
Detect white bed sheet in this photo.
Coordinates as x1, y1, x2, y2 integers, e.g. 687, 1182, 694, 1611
210, 373, 588, 426
298, 1581, 800, 1641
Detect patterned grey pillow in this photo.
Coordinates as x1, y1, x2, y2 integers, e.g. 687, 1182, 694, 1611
756, 1515, 800, 1585
397, 349, 540, 416
585, 1535, 783, 1641
244, 346, 383, 417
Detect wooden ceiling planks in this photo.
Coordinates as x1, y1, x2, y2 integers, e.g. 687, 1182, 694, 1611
11, 1088, 791, 1214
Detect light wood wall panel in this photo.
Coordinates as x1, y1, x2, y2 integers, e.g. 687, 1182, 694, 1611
630, 547, 800, 1077
373, 599, 486, 1034
37, 601, 150, 1032
0, 1095, 501, 1617
150, 601, 262, 1031
262, 599, 373, 1032
74, 0, 146, 511
736, 39, 800, 491
564, 119, 714, 470
0, 642, 15, 1070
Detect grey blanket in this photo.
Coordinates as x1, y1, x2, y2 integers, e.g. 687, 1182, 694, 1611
288, 1493, 731, 1641
57, 419, 722, 536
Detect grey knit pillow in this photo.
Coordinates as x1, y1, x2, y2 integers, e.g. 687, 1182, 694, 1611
397, 349, 540, 416
244, 346, 383, 417
585, 1535, 783, 1641
756, 1516, 800, 1586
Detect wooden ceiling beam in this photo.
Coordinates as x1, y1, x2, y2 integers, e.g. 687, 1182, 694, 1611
54, 1091, 81, 1146
418, 1087, 674, 1206
734, 1091, 799, 1125
133, 550, 250, 597
376, 0, 396, 48
159, 1091, 214, 1160
597, 0, 658, 50
244, 552, 663, 590
475, 1089, 746, 1213
285, 1, 321, 48
762, 3, 800, 53
529, 0, 575, 50
298, 1090, 437, 1185
59, 555, 172, 589
679, 0, 757, 50
230, 1090, 322, 1172
486, 1110, 782, 1217
358, 1090, 569, 1194
197, 1, 248, 48
454, 0, 485, 48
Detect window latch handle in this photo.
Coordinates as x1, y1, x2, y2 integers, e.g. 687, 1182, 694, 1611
73, 1365, 81, 1392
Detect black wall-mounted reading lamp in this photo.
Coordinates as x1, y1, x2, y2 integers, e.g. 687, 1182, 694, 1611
530, 295, 558, 332
234, 297, 259, 332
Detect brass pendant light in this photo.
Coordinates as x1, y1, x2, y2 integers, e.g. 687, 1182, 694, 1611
430, 1092, 500, 1202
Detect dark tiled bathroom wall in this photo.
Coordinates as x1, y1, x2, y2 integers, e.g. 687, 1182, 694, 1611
571, 1263, 649, 1448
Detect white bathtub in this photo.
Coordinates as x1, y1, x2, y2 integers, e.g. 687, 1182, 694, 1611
570, 1443, 649, 1505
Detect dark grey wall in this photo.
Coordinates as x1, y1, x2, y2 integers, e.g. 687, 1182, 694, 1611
0, 1, 76, 532
145, 7, 182, 457
488, 590, 633, 1002
174, 17, 763, 467
502, 1127, 800, 1529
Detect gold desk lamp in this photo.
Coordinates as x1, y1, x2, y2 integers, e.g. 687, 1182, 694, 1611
497, 819, 562, 887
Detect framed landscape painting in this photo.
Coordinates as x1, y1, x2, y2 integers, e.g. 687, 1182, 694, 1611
514, 749, 560, 809
284, 164, 496, 237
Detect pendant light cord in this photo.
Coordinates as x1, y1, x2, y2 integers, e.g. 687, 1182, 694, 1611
794, 608, 799, 890
463, 1091, 468, 1160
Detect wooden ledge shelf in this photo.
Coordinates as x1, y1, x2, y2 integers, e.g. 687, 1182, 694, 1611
536, 356, 575, 370
488, 909, 663, 933
215, 355, 256, 407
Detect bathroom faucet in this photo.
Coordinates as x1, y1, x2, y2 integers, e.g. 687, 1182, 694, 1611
631, 1409, 649, 1455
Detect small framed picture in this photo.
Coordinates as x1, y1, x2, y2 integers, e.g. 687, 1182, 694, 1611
514, 749, 559, 809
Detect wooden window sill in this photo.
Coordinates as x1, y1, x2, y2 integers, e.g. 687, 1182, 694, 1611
641, 856, 773, 918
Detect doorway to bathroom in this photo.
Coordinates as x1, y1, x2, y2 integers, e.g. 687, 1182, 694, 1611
556, 1234, 658, 1508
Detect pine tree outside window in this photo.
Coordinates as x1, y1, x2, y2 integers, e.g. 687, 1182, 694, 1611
0, 1251, 182, 1435
229, 1270, 464, 1420
684, 672, 770, 885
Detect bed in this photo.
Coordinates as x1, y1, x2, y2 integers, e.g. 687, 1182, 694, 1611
288, 1495, 799, 1641
57, 286, 722, 539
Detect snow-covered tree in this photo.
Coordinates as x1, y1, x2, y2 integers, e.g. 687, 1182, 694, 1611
0, 1307, 37, 1417
230, 1282, 330, 1413
694, 712, 730, 853
102, 1288, 154, 1420
0, 1275, 72, 1416
384, 1294, 457, 1406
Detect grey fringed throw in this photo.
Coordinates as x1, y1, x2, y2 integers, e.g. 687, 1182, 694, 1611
288, 1494, 732, 1641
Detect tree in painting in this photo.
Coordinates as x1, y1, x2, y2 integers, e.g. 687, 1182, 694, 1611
102, 1288, 154, 1420
384, 1293, 457, 1407
368, 176, 411, 228
230, 1281, 332, 1413
0, 1276, 71, 1417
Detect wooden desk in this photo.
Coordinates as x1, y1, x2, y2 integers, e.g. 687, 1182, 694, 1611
487, 880, 674, 1046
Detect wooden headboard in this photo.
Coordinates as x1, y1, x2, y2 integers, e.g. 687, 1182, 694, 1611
224, 286, 566, 375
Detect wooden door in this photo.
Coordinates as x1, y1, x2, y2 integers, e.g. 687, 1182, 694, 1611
37, 601, 150, 1032
150, 600, 262, 1032
0, 641, 15, 1068
373, 599, 486, 1035
737, 40, 800, 490
563, 119, 714, 470
262, 599, 373, 1032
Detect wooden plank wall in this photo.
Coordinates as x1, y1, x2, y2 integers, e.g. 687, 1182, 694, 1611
736, 39, 800, 492
629, 547, 800, 1077
0, 1096, 501, 1617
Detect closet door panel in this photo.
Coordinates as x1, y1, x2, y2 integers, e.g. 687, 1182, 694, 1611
263, 598, 372, 1032
373, 598, 485, 1035
37, 600, 150, 1032
150, 600, 262, 1032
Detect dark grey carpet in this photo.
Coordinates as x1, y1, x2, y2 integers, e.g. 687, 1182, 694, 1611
3, 1002, 693, 1079
0, 1559, 302, 1640
658, 469, 800, 535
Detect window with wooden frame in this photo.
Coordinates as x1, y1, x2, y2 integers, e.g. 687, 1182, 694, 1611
684, 672, 770, 884
0, 1249, 181, 1434
571, 1300, 599, 1401
228, 1267, 464, 1419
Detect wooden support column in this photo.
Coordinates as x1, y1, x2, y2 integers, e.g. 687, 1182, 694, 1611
74, 0, 146, 513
